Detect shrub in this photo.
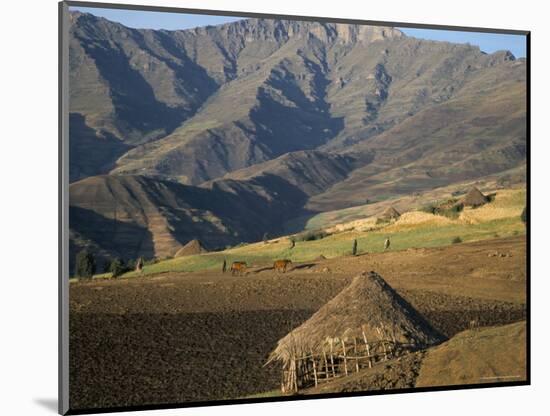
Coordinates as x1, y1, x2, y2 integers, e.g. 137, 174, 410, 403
521, 206, 527, 224
451, 236, 462, 244
352, 239, 358, 256
126, 259, 136, 270
75, 250, 96, 279
422, 199, 463, 219
437, 203, 464, 219
420, 204, 436, 214
294, 229, 329, 242
144, 257, 159, 266
109, 258, 126, 278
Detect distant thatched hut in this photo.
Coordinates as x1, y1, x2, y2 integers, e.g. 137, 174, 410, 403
462, 187, 488, 207
174, 239, 207, 258
267, 272, 442, 392
379, 206, 401, 221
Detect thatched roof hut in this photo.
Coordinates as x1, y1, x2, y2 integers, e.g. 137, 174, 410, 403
268, 271, 441, 363
267, 272, 443, 391
379, 206, 401, 221
462, 187, 488, 207
174, 239, 207, 258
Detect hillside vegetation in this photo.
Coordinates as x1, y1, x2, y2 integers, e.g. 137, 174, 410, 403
106, 187, 525, 278
68, 12, 526, 269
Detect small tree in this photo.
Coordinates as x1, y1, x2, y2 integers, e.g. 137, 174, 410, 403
109, 258, 126, 278
75, 249, 96, 279
352, 239, 358, 256
521, 206, 527, 225
126, 258, 136, 270
421, 203, 436, 215
135, 257, 144, 272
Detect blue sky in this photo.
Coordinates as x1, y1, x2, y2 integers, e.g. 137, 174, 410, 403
399, 28, 525, 58
71, 7, 526, 58
71, 7, 242, 31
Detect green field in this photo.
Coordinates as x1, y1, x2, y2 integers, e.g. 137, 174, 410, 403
112, 188, 525, 278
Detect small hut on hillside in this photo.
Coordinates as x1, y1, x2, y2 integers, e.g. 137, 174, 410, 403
267, 272, 442, 392
462, 187, 488, 207
379, 206, 401, 222
174, 239, 207, 258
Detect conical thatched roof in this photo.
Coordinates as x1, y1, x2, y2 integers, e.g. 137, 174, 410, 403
268, 271, 442, 364
380, 206, 401, 220
174, 239, 207, 258
462, 187, 487, 207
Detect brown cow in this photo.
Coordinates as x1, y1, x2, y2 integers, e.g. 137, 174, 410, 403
230, 261, 247, 276
274, 259, 292, 273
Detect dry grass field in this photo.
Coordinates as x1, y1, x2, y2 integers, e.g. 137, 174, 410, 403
106, 187, 525, 278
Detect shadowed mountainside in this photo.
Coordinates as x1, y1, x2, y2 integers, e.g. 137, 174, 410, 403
70, 12, 526, 186
69, 149, 361, 268
68, 12, 526, 264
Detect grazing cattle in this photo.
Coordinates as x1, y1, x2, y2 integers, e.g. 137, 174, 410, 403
274, 259, 292, 273
231, 261, 247, 276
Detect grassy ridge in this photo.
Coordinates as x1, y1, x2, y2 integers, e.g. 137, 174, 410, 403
126, 217, 524, 277
120, 188, 525, 277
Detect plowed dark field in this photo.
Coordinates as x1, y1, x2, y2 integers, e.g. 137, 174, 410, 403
69, 236, 526, 410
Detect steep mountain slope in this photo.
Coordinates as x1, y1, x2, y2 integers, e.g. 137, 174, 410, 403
206, 150, 358, 196
69, 11, 220, 181
69, 151, 357, 269
68, 12, 527, 265
102, 18, 525, 185
70, 13, 525, 188
69, 174, 279, 268
309, 57, 527, 210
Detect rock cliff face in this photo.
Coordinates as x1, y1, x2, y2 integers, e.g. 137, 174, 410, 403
70, 12, 525, 185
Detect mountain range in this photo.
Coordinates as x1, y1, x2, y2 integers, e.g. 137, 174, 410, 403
68, 11, 527, 269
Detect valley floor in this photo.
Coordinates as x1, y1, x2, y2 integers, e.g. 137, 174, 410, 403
69, 235, 527, 410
